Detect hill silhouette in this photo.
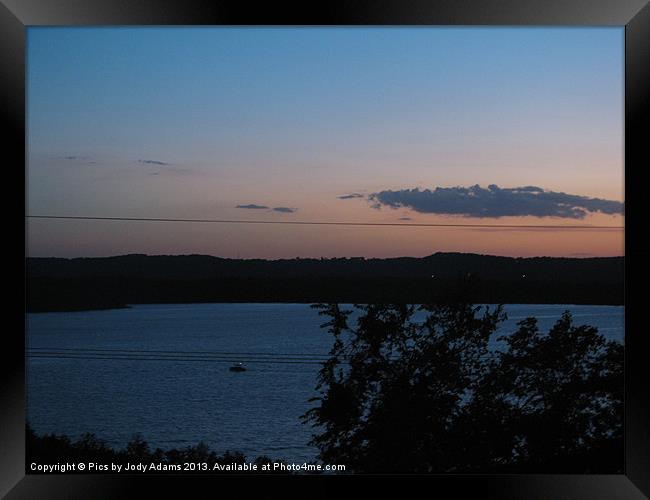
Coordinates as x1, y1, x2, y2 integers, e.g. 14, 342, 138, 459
26, 253, 623, 312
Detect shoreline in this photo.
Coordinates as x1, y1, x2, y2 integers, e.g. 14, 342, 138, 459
26, 300, 625, 314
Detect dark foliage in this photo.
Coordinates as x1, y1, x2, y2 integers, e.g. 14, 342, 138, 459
26, 426, 285, 473
302, 302, 623, 473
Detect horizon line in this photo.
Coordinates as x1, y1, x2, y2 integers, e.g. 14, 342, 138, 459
26, 251, 625, 261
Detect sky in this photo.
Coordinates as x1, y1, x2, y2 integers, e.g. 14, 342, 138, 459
26, 27, 624, 259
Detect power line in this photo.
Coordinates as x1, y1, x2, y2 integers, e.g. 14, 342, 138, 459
25, 347, 501, 365
26, 353, 328, 365
25, 347, 336, 364
26, 347, 500, 357
26, 350, 332, 363
25, 215, 624, 230
26, 354, 499, 365
27, 346, 332, 359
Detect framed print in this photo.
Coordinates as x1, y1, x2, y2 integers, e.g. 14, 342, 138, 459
2, 0, 649, 498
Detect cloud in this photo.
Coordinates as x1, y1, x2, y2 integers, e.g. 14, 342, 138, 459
368, 184, 624, 219
138, 159, 170, 166
235, 204, 298, 213
59, 155, 97, 166
338, 193, 365, 199
236, 204, 270, 210
61, 155, 92, 161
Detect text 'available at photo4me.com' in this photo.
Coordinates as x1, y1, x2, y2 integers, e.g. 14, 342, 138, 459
30, 461, 347, 473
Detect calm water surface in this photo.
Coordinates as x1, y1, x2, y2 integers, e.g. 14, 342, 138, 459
26, 303, 624, 463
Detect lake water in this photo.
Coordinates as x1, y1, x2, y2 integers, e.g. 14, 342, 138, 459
26, 303, 624, 463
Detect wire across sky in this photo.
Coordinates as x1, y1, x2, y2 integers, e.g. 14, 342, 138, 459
26, 347, 500, 365
25, 215, 624, 230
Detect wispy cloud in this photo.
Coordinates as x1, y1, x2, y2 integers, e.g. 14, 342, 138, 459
236, 204, 270, 210
58, 155, 97, 166
235, 204, 298, 213
60, 155, 92, 161
369, 184, 624, 219
338, 193, 365, 200
138, 159, 170, 166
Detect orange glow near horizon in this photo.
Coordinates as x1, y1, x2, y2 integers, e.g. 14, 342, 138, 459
26, 214, 624, 260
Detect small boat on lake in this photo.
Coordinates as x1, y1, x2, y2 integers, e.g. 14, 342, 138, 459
229, 362, 247, 372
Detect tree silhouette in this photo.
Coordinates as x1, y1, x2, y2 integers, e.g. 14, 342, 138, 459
26, 425, 291, 473
302, 302, 623, 473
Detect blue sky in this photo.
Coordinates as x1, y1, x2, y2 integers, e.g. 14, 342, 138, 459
26, 27, 624, 258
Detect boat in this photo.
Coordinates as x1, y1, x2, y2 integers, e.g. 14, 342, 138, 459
229, 362, 247, 372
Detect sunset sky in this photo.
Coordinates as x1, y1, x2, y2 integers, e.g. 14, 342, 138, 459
26, 27, 624, 259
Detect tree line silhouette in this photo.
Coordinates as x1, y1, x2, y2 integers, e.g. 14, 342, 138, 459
27, 253, 623, 311
26, 426, 290, 474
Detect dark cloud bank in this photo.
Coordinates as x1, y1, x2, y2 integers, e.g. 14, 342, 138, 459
368, 184, 623, 219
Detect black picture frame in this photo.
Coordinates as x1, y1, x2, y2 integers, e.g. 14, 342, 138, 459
3, 0, 649, 497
